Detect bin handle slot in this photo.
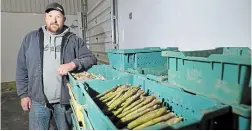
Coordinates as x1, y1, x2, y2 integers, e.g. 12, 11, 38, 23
183, 89, 196, 95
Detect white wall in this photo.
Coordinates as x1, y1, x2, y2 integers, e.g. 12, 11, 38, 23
117, 0, 251, 51
1, 12, 79, 82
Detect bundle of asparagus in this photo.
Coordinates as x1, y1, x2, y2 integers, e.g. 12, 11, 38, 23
72, 72, 106, 80
94, 84, 183, 130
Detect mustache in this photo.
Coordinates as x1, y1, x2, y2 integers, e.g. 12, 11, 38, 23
50, 23, 59, 26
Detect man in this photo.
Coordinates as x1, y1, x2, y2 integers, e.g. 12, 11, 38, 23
15, 2, 97, 130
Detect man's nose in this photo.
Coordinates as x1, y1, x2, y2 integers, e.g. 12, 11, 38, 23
52, 17, 58, 23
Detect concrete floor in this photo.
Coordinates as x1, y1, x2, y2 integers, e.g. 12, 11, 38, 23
1, 90, 29, 130
1, 82, 59, 130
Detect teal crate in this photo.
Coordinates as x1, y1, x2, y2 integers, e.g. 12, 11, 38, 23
106, 47, 179, 71
127, 65, 168, 82
162, 47, 251, 129
222, 47, 251, 56
178, 47, 251, 57
71, 113, 85, 130
71, 113, 77, 130
68, 64, 130, 104
79, 75, 229, 130
236, 114, 251, 130
208, 105, 251, 130
70, 104, 94, 130
70, 102, 85, 130
162, 47, 251, 105
80, 107, 94, 130
229, 105, 251, 130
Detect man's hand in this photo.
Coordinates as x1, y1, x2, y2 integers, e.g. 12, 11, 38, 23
21, 97, 31, 111
58, 62, 76, 76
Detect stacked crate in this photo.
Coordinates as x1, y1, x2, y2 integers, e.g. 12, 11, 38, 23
161, 47, 251, 130
69, 47, 251, 130
106, 47, 179, 83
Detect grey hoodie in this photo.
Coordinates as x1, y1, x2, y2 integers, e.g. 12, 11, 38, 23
16, 25, 97, 106
42, 25, 70, 103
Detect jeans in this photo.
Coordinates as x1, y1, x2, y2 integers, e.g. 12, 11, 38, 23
29, 101, 72, 130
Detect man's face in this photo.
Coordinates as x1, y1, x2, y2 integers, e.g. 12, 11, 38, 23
44, 10, 65, 33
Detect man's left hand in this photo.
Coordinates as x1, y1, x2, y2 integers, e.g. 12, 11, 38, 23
58, 62, 76, 76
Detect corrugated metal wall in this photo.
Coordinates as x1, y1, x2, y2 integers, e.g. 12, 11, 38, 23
85, 0, 118, 64
1, 0, 83, 15
1, 0, 119, 64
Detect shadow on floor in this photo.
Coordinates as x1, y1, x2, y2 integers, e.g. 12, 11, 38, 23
1, 90, 29, 130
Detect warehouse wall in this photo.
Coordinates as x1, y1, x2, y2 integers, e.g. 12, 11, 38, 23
1, 0, 83, 15
85, 0, 116, 64
1, 12, 79, 82
117, 0, 251, 51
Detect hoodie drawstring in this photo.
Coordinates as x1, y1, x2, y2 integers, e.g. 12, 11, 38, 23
54, 37, 57, 59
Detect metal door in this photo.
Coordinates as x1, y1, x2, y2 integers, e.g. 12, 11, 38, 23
84, 0, 118, 64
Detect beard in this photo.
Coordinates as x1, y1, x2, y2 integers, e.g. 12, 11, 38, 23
47, 23, 61, 33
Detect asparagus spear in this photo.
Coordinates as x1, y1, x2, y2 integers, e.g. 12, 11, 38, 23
99, 85, 130, 101
112, 107, 124, 116
116, 105, 158, 129
121, 97, 146, 113
111, 91, 146, 121
122, 90, 145, 108
133, 112, 175, 130
127, 107, 167, 129
99, 92, 115, 101
121, 102, 126, 106
120, 105, 158, 123
128, 95, 157, 112
102, 93, 117, 103
122, 99, 162, 119
96, 85, 121, 98
108, 86, 139, 111
106, 86, 129, 106
118, 95, 156, 118
167, 116, 183, 126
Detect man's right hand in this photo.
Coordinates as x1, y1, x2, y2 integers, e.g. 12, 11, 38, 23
21, 97, 31, 111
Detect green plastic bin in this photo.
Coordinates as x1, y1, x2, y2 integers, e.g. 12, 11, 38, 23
68, 64, 130, 105
106, 47, 179, 71
162, 47, 251, 129
70, 102, 94, 130
71, 112, 85, 130
127, 65, 168, 82
71, 114, 77, 130
79, 75, 229, 130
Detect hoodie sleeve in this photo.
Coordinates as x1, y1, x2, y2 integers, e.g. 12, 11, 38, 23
72, 36, 97, 71
16, 34, 29, 99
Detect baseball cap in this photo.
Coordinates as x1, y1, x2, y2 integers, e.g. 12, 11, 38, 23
45, 2, 65, 15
